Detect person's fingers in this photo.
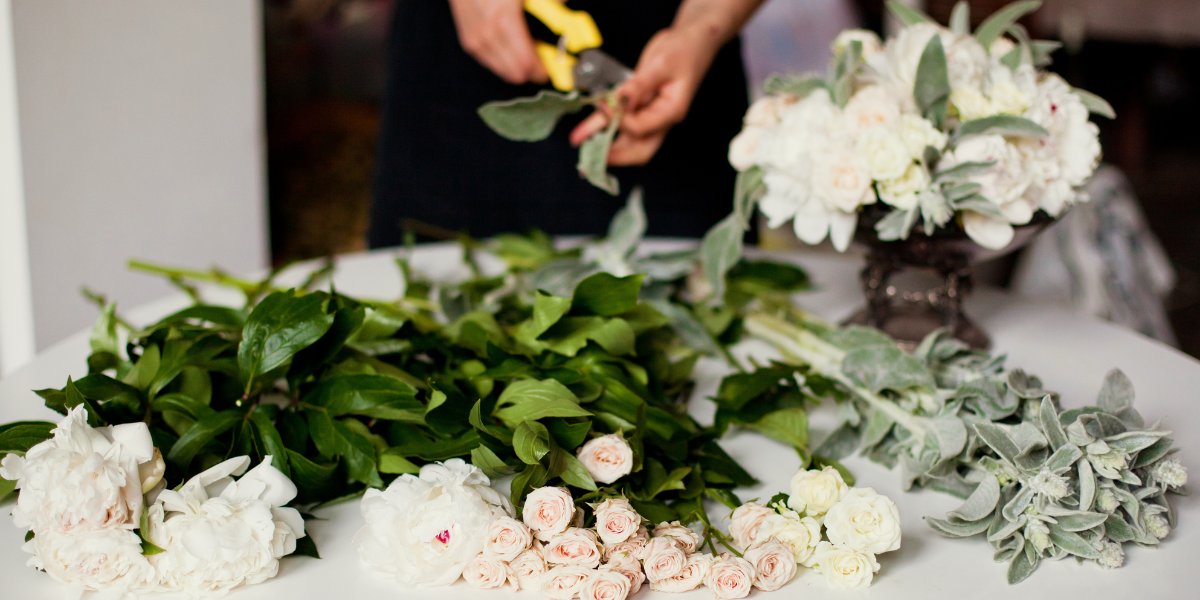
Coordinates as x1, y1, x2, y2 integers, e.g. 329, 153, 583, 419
498, 13, 548, 84
608, 131, 666, 166
570, 111, 610, 146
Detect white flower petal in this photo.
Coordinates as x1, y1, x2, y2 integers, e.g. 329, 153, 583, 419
962, 212, 1015, 250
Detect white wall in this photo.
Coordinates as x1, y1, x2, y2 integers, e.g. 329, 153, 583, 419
0, 0, 35, 375
11, 0, 268, 351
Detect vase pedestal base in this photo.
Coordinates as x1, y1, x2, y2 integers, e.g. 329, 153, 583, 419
842, 304, 990, 350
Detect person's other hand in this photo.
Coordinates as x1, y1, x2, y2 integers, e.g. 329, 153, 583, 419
569, 25, 719, 165
449, 0, 548, 85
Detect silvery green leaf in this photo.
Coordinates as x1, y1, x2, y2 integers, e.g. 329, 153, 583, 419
919, 190, 954, 231
955, 115, 1049, 140
926, 472, 981, 499
1008, 422, 1049, 456
1104, 514, 1137, 543
1030, 40, 1061, 66
1000, 45, 1023, 70
1097, 369, 1134, 414
1066, 420, 1094, 446
1044, 444, 1083, 472
1007, 546, 1039, 584
935, 160, 996, 181
1052, 511, 1109, 532
762, 73, 828, 97
886, 0, 934, 25
914, 35, 950, 127
817, 423, 862, 460
478, 90, 591, 141
957, 379, 1014, 421
949, 473, 1002, 521
1047, 525, 1101, 559
1133, 437, 1175, 469
928, 515, 993, 537
578, 116, 620, 195
949, 1, 970, 34
843, 344, 936, 394
1002, 486, 1035, 522
993, 531, 1023, 562
1077, 458, 1096, 511
1105, 430, 1167, 454
699, 212, 745, 301
952, 196, 1006, 219
943, 181, 984, 201
733, 167, 765, 226
1073, 87, 1116, 119
988, 515, 1026, 542
875, 207, 919, 241
633, 250, 696, 281
861, 408, 896, 448
1039, 396, 1068, 449
932, 416, 969, 462
1118, 469, 1142, 486
975, 1, 1042, 50
646, 300, 723, 357
976, 422, 1022, 465
604, 189, 646, 258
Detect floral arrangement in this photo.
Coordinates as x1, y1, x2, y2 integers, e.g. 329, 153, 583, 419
743, 310, 1187, 583
0, 407, 305, 595
354, 458, 902, 597
725, 0, 1112, 251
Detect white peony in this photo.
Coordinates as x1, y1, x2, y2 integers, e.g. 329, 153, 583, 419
823, 487, 902, 554
592, 498, 642, 546
26, 527, 154, 592
844, 85, 902, 133
543, 565, 593, 600
509, 546, 549, 591
728, 127, 765, 172
641, 537, 687, 582
787, 466, 848, 517
576, 434, 634, 484
485, 516, 533, 561
895, 113, 948, 157
523, 486, 577, 541
0, 406, 158, 535
648, 553, 711, 593
355, 459, 508, 586
743, 541, 797, 592
704, 554, 756, 600
651, 521, 702, 554
757, 510, 822, 567
858, 128, 913, 182
815, 542, 880, 589
544, 527, 603, 568
878, 164, 931, 210
1019, 73, 1101, 216
582, 568, 633, 600
462, 554, 513, 590
812, 144, 874, 213
148, 456, 306, 594
729, 502, 775, 550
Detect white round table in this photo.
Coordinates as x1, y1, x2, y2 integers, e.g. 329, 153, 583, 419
2, 242, 1197, 599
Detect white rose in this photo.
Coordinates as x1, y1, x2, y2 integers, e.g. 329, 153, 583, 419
27, 527, 154, 592
355, 460, 508, 586
832, 29, 883, 61
603, 526, 649, 561
787, 466, 848, 517
524, 486, 577, 541
582, 568, 632, 600
543, 565, 593, 600
744, 94, 791, 128
576, 434, 634, 484
813, 144, 873, 213
484, 516, 533, 561
545, 527, 603, 568
649, 553, 711, 593
895, 114, 947, 157
878, 164, 931, 210
652, 521, 701, 554
704, 554, 756, 600
757, 511, 822, 567
743, 541, 797, 592
814, 542, 880, 590
844, 85, 902, 133
602, 552, 645, 594
858, 128, 913, 181
823, 487, 902, 554
510, 546, 549, 591
1, 406, 157, 535
641, 537, 687, 582
729, 502, 775, 550
592, 498, 642, 546
463, 554, 513, 590
150, 456, 307, 593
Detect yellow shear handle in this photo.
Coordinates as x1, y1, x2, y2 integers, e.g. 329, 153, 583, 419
525, 0, 602, 91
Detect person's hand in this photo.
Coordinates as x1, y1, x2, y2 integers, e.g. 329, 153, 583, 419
569, 24, 720, 165
448, 0, 548, 85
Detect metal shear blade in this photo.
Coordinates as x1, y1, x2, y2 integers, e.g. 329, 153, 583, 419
572, 49, 633, 94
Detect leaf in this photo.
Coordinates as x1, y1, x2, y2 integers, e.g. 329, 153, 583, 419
1007, 547, 1039, 584
550, 447, 597, 491
646, 300, 723, 357
249, 410, 290, 477
379, 453, 420, 475
1104, 514, 1137, 543
1097, 369, 1134, 414
949, 1, 970, 35
699, 213, 746, 301
974, 422, 1021, 465
1053, 511, 1108, 532
914, 34, 950, 127
537, 316, 636, 357
167, 410, 242, 466
0, 478, 15, 503
1077, 458, 1096, 511
955, 115, 1048, 139
1073, 87, 1115, 119
572, 273, 644, 317
471, 444, 511, 478
1105, 430, 1166, 454
547, 420, 592, 450
948, 474, 1001, 522
287, 449, 338, 494
1039, 396, 1068, 449
604, 190, 646, 258
238, 290, 334, 389
513, 421, 552, 465
875, 207, 918, 241
642, 459, 691, 499
493, 379, 592, 429
746, 408, 809, 450
305, 374, 424, 422
1047, 525, 1101, 559
306, 411, 383, 488
1044, 444, 1083, 472
886, 0, 933, 25
927, 515, 993, 537
931, 416, 968, 462
712, 365, 798, 412
761, 74, 828, 97
0, 422, 55, 456
478, 90, 591, 142
578, 114, 620, 195
976, 1, 1042, 50
842, 345, 935, 394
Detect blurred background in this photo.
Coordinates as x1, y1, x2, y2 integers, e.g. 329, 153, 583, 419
1, 0, 1198, 373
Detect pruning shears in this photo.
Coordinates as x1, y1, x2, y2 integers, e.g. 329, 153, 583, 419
524, 0, 632, 93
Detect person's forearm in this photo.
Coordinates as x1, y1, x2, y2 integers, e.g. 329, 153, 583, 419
671, 0, 767, 48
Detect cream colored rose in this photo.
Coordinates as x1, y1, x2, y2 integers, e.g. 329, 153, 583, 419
815, 542, 879, 590
544, 527, 602, 568
743, 541, 797, 592
704, 554, 756, 600
523, 487, 576, 541
649, 553, 712, 593
592, 498, 642, 546
729, 502, 774, 550
844, 85, 901, 133
824, 488, 902, 554
602, 552, 645, 594
582, 568, 632, 600
576, 435, 634, 484
509, 546, 548, 591
641, 537, 687, 582
543, 565, 593, 600
603, 526, 649, 562
485, 516, 533, 561
744, 95, 791, 128
652, 521, 701, 554
812, 147, 873, 213
895, 114, 947, 157
757, 511, 822, 567
878, 164, 930, 210
729, 127, 765, 172
787, 466, 848, 517
858, 128, 912, 182
462, 554, 512, 590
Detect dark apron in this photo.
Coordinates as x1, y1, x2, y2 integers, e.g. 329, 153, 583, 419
368, 0, 748, 246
